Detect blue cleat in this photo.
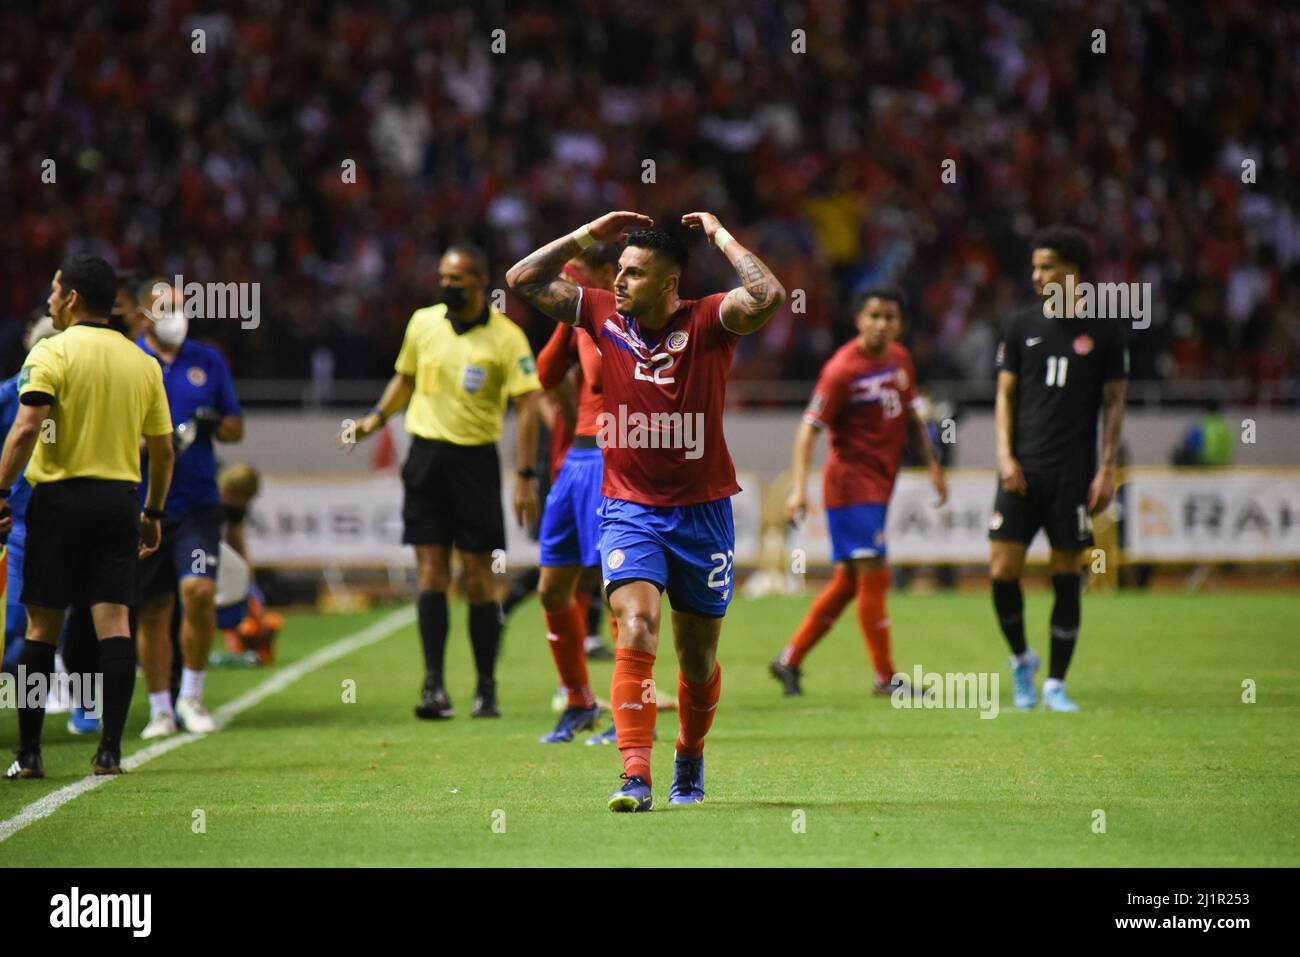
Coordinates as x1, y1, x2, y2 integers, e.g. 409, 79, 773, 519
1010, 649, 1040, 709
67, 707, 101, 735
669, 753, 705, 805
1041, 681, 1080, 712
608, 774, 653, 813
539, 704, 600, 743
585, 724, 618, 746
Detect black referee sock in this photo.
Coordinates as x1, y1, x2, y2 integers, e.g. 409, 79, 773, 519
97, 637, 135, 757
992, 579, 1028, 657
1049, 574, 1082, 681
417, 591, 449, 688
468, 602, 501, 691
15, 640, 56, 755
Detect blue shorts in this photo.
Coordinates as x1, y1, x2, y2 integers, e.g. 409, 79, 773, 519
539, 447, 604, 568
139, 504, 224, 602
599, 496, 735, 618
826, 503, 889, 563
3, 530, 24, 671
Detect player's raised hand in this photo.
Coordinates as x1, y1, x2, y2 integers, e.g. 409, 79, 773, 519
1087, 465, 1116, 514
586, 211, 655, 243
930, 463, 949, 507
998, 456, 1027, 495
784, 487, 808, 527
681, 211, 722, 242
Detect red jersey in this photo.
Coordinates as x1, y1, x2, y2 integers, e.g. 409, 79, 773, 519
576, 286, 740, 507
537, 321, 604, 478
804, 339, 918, 508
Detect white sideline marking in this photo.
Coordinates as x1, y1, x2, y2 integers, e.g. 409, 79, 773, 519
0, 605, 415, 845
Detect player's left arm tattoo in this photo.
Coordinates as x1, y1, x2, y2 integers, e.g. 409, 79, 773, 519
1099, 379, 1127, 470
505, 233, 583, 325
719, 245, 787, 335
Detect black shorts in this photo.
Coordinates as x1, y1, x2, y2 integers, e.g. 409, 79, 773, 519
401, 436, 505, 553
989, 469, 1094, 551
138, 504, 225, 603
22, 479, 141, 608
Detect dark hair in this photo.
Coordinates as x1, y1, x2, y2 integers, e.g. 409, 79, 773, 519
445, 242, 489, 279
625, 229, 689, 273
138, 276, 170, 307
853, 286, 907, 315
1031, 226, 1094, 274
58, 256, 117, 317
576, 241, 621, 272
115, 267, 142, 294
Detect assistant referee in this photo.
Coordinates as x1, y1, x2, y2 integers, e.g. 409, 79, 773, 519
344, 244, 540, 720
0, 257, 175, 779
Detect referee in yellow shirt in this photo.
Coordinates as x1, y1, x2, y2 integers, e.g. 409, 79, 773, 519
346, 244, 540, 719
0, 257, 175, 778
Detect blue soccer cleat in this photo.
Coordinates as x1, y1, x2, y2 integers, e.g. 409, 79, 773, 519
67, 707, 101, 735
669, 753, 705, 805
585, 724, 618, 746
539, 704, 600, 743
608, 774, 653, 813
1010, 649, 1040, 709
1042, 681, 1080, 712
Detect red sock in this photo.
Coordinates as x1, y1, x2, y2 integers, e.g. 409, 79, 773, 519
781, 565, 856, 667
612, 648, 656, 782
543, 605, 593, 707
856, 567, 895, 682
675, 663, 722, 758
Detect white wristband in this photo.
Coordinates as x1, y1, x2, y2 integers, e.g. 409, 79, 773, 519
713, 227, 735, 252
572, 225, 595, 249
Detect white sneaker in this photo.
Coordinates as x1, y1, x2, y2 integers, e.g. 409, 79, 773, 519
176, 696, 217, 734
140, 713, 178, 740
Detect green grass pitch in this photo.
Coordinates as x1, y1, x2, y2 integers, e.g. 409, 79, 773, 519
0, 590, 1296, 866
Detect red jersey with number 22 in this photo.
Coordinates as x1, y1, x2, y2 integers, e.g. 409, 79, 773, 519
804, 340, 918, 508
575, 286, 740, 507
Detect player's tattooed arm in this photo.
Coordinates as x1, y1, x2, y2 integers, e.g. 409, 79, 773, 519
682, 212, 786, 335
507, 211, 654, 324
506, 234, 583, 325
1088, 378, 1128, 513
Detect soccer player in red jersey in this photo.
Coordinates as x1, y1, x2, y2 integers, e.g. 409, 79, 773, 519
772, 289, 948, 696
508, 210, 786, 811
533, 244, 620, 744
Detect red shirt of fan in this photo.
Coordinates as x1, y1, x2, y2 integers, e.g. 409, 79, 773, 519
576, 286, 741, 507
804, 339, 918, 508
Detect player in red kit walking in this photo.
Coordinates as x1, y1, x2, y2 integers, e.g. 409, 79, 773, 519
508, 210, 786, 811
773, 290, 948, 696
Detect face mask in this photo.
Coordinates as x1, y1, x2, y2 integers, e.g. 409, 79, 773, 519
153, 311, 188, 348
441, 286, 468, 311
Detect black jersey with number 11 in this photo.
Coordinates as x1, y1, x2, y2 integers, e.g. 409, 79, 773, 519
996, 304, 1128, 475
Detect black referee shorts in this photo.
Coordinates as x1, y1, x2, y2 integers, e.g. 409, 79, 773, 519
23, 479, 141, 608
401, 436, 505, 554
989, 468, 1094, 551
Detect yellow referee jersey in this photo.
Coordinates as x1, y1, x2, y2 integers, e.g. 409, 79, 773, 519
18, 323, 172, 485
395, 303, 541, 445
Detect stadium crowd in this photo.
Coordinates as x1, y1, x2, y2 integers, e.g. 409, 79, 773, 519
2, 0, 1298, 399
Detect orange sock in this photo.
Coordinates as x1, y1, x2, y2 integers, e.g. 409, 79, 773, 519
675, 663, 721, 758
543, 605, 593, 707
781, 565, 856, 667
856, 566, 895, 682
612, 648, 656, 782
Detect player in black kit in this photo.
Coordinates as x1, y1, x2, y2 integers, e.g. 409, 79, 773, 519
989, 227, 1128, 712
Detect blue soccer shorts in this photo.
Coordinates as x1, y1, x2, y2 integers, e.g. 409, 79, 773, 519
539, 447, 604, 568
598, 496, 735, 618
826, 502, 889, 563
